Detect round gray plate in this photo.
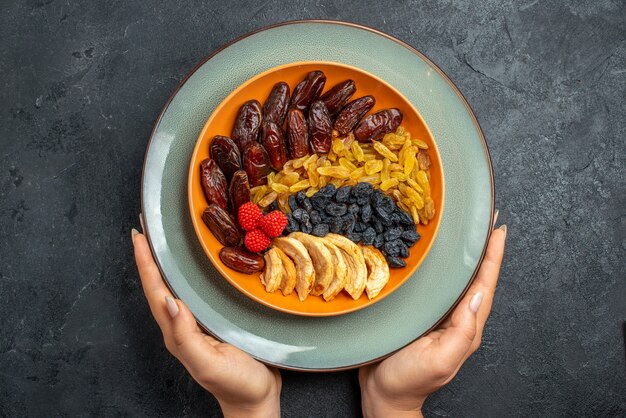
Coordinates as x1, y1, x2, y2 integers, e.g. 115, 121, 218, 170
141, 20, 494, 371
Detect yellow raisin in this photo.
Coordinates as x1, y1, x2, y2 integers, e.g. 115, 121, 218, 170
406, 177, 423, 193
416, 170, 431, 198
364, 159, 383, 175
277, 193, 290, 213
271, 183, 290, 193
289, 179, 310, 193
281, 172, 300, 186
410, 205, 420, 224
390, 171, 408, 181
305, 187, 317, 197
349, 167, 366, 180
373, 141, 398, 162
380, 178, 399, 191
258, 191, 278, 207
332, 137, 345, 155
412, 139, 429, 149
351, 141, 364, 162
381, 158, 391, 182
317, 166, 350, 178
339, 157, 358, 172
360, 174, 381, 185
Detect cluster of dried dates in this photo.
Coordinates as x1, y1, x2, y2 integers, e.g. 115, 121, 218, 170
200, 69, 404, 274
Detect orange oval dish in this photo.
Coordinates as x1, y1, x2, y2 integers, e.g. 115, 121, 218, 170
188, 61, 445, 316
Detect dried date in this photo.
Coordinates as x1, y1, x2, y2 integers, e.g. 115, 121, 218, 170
308, 100, 332, 154
202, 204, 241, 246
354, 108, 403, 142
320, 79, 356, 115
242, 142, 272, 187
259, 121, 288, 170
286, 108, 309, 159
209, 135, 241, 180
263, 82, 290, 125
229, 170, 250, 217
333, 96, 375, 135
232, 100, 262, 152
200, 158, 228, 210
289, 71, 326, 112
219, 246, 265, 274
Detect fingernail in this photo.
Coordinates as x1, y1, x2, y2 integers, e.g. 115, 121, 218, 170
499, 224, 507, 238
131, 228, 139, 239
493, 209, 499, 228
139, 213, 145, 233
469, 292, 484, 313
165, 296, 179, 318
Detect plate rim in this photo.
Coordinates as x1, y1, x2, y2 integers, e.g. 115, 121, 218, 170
141, 19, 495, 371
187, 59, 446, 317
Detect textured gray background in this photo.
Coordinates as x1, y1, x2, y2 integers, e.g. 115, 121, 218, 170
1, 0, 625, 417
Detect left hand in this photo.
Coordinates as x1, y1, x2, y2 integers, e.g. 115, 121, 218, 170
132, 229, 282, 418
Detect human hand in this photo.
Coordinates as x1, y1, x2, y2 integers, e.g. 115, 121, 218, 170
131, 228, 281, 418
359, 222, 507, 418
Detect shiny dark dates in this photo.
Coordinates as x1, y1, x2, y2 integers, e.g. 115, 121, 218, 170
286, 109, 309, 159
202, 204, 241, 247
232, 100, 262, 152
354, 108, 403, 142
289, 71, 326, 112
200, 158, 228, 210
320, 79, 356, 115
308, 100, 332, 154
263, 82, 290, 125
333, 96, 376, 136
242, 142, 272, 187
219, 246, 265, 274
229, 170, 250, 217
209, 135, 241, 180
259, 121, 288, 171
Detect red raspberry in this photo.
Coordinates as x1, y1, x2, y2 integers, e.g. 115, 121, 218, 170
258, 210, 288, 238
238, 202, 263, 231
244, 229, 271, 252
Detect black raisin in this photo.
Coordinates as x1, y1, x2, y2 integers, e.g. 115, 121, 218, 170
301, 220, 313, 234
330, 217, 343, 233
302, 197, 313, 212
396, 240, 409, 258
362, 227, 376, 245
374, 220, 384, 234
326, 202, 348, 217
342, 214, 356, 234
354, 222, 366, 233
352, 182, 373, 198
348, 195, 357, 204
401, 230, 420, 244
384, 228, 403, 242
374, 207, 393, 226
361, 204, 372, 223
381, 196, 396, 213
373, 235, 385, 248
312, 223, 329, 237
382, 241, 400, 257
288, 195, 298, 211
284, 214, 300, 234
296, 190, 307, 205
347, 232, 362, 243
310, 195, 330, 211
319, 211, 330, 223
310, 210, 322, 224
267, 201, 278, 212
356, 196, 369, 206
335, 186, 351, 203
318, 184, 337, 198
348, 203, 360, 215
291, 208, 306, 222
387, 256, 407, 268
397, 211, 415, 226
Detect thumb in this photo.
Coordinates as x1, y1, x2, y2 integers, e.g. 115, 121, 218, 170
434, 292, 483, 367
165, 296, 218, 361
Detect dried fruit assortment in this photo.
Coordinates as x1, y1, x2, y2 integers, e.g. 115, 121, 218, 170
198, 69, 436, 303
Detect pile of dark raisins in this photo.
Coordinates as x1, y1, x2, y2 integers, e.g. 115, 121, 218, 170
281, 182, 420, 268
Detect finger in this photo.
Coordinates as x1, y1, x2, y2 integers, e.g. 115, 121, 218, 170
431, 292, 482, 375
132, 231, 174, 333
166, 297, 223, 382
470, 226, 506, 337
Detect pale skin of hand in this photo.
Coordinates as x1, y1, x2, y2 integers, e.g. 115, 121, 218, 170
131, 230, 281, 418
359, 225, 507, 418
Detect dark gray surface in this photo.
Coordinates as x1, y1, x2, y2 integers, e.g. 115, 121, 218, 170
1, 0, 624, 416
